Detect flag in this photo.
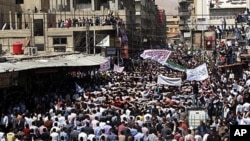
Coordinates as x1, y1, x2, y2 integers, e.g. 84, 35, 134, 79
96, 35, 110, 47
140, 49, 171, 64
157, 75, 182, 86
75, 82, 84, 93
186, 63, 208, 81
164, 61, 187, 72
99, 57, 111, 72
113, 64, 124, 73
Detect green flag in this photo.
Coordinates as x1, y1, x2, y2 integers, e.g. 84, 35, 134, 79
164, 61, 187, 72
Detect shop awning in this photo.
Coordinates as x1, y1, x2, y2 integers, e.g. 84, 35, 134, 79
0, 54, 107, 73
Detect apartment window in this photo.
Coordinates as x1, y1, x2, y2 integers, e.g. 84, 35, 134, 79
34, 19, 44, 36
166, 21, 175, 25
53, 38, 67, 45
16, 0, 24, 4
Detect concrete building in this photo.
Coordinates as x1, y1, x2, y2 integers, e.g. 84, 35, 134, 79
208, 0, 247, 28
0, 0, 166, 58
134, 0, 166, 49
178, 0, 194, 38
166, 15, 180, 43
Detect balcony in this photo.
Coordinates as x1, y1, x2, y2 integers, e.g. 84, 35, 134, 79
179, 10, 190, 17
179, 20, 186, 25
179, 0, 193, 4
178, 0, 188, 4
179, 25, 190, 31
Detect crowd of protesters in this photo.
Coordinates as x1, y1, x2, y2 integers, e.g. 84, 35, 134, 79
2, 12, 250, 141
1, 44, 250, 141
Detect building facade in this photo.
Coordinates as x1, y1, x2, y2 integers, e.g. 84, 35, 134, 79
134, 0, 166, 50
0, 0, 166, 57
166, 15, 179, 43
208, 0, 247, 28
178, 0, 194, 38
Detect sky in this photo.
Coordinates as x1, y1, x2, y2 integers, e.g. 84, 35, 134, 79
155, 0, 178, 15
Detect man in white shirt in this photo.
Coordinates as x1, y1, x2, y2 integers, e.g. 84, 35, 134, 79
50, 128, 59, 141
91, 116, 99, 128
236, 103, 244, 114
243, 108, 250, 125
202, 131, 209, 141
0, 113, 8, 133
78, 128, 88, 141
246, 77, 250, 86
243, 102, 250, 112
184, 129, 194, 141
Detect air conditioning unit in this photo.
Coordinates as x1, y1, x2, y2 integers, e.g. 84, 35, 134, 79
28, 47, 38, 56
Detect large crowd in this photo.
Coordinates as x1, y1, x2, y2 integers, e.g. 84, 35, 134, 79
1, 19, 250, 141
0, 47, 250, 141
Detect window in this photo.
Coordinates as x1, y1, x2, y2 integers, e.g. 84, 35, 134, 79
34, 19, 44, 36
16, 0, 24, 4
166, 21, 175, 25
53, 38, 67, 44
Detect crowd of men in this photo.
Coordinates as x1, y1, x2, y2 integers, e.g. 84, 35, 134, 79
53, 12, 120, 28
0, 45, 250, 141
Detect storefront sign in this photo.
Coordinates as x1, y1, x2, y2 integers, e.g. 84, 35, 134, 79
106, 47, 117, 56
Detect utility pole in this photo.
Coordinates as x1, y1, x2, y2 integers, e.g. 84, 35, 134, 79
86, 21, 90, 54
116, 23, 120, 65
202, 0, 205, 62
93, 15, 96, 55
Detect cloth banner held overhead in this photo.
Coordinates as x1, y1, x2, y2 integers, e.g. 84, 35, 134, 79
140, 49, 172, 64
75, 82, 84, 93
186, 63, 209, 81
113, 64, 124, 73
99, 57, 111, 72
157, 75, 182, 86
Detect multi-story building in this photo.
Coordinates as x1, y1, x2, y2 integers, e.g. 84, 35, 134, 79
157, 9, 167, 47
166, 15, 180, 43
0, 0, 166, 58
134, 0, 166, 49
178, 0, 194, 39
209, 0, 247, 28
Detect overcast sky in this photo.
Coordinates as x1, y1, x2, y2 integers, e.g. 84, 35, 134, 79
155, 0, 178, 15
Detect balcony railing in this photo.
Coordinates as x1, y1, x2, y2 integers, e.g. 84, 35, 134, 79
178, 0, 188, 4
179, 20, 186, 25
179, 0, 193, 4
179, 25, 190, 31
179, 10, 190, 17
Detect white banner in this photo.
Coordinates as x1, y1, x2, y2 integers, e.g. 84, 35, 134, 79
140, 49, 172, 64
113, 64, 124, 73
99, 57, 110, 72
157, 75, 182, 86
186, 63, 209, 81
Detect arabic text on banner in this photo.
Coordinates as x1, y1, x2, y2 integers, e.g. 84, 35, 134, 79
186, 63, 208, 81
140, 49, 172, 64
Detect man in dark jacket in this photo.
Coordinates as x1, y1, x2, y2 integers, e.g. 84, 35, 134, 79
207, 127, 220, 141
